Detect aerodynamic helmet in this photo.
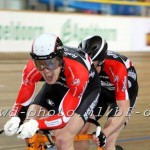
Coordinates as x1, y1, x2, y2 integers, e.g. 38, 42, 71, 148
78, 35, 108, 65
30, 33, 64, 71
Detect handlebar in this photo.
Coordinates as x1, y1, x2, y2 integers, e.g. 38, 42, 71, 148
87, 118, 101, 136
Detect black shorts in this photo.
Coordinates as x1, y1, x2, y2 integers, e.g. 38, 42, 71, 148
32, 73, 101, 122
94, 81, 138, 120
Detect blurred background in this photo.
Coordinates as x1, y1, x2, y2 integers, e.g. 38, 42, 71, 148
0, 0, 150, 150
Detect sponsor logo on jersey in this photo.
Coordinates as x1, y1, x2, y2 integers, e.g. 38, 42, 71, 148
64, 51, 78, 58
100, 76, 109, 79
83, 95, 99, 120
72, 78, 80, 86
128, 70, 136, 80
101, 81, 115, 90
55, 81, 68, 88
122, 76, 127, 91
45, 119, 62, 127
128, 80, 132, 88
90, 71, 95, 78
78, 81, 88, 99
114, 75, 119, 82
59, 77, 66, 81
109, 67, 119, 83
46, 99, 55, 106
107, 51, 118, 58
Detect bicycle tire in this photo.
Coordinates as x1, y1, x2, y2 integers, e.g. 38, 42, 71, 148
116, 145, 124, 150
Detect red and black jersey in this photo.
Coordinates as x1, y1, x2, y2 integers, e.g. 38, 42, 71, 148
11, 47, 99, 129
100, 50, 138, 101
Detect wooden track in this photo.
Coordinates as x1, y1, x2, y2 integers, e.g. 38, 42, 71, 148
0, 52, 150, 150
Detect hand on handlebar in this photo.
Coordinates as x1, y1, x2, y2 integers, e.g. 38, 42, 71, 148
4, 116, 21, 136
93, 126, 106, 147
17, 119, 39, 139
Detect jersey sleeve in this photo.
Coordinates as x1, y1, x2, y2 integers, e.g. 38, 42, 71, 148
37, 58, 89, 130
11, 59, 42, 116
105, 59, 129, 101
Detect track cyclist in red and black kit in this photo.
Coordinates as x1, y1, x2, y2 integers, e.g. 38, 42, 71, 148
4, 33, 101, 150
78, 35, 138, 150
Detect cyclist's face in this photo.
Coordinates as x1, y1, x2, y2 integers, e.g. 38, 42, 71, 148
33, 58, 62, 84
93, 61, 101, 73
40, 66, 62, 84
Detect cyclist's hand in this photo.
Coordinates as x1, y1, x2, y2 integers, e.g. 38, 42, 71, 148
4, 117, 21, 136
17, 119, 39, 139
92, 127, 106, 147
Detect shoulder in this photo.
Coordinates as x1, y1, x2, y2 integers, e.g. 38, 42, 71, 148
23, 59, 39, 75
106, 50, 133, 69
23, 59, 42, 83
24, 59, 36, 71
107, 51, 126, 61
63, 48, 92, 71
104, 58, 127, 77
105, 51, 128, 68
63, 57, 90, 76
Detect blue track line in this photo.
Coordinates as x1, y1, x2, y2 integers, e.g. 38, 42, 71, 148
117, 136, 150, 143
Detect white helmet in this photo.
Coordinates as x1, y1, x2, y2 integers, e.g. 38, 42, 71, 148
30, 33, 64, 60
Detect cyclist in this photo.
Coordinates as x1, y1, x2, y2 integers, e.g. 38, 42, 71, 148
4, 33, 101, 150
78, 35, 138, 150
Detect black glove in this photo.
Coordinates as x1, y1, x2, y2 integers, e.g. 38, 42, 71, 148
93, 131, 106, 147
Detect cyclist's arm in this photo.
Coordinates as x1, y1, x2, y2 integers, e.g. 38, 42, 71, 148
11, 59, 42, 116
103, 61, 130, 138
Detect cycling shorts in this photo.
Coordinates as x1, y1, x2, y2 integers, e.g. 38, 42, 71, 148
32, 73, 101, 122
94, 81, 138, 120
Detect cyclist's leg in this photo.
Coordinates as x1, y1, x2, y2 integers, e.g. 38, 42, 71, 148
92, 88, 122, 149
103, 117, 124, 150
103, 85, 138, 150
74, 120, 91, 150
74, 98, 108, 150
54, 113, 85, 150
74, 87, 109, 150
54, 85, 100, 150
25, 104, 49, 120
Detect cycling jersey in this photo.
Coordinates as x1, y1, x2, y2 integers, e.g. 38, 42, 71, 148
100, 50, 138, 102
11, 48, 101, 130
94, 50, 138, 119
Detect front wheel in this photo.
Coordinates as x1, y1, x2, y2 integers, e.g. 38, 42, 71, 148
116, 145, 124, 150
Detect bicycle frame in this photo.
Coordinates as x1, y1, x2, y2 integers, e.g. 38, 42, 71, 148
26, 132, 103, 150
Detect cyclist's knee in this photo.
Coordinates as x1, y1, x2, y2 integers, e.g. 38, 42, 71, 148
55, 131, 74, 148
107, 134, 117, 144
78, 122, 91, 134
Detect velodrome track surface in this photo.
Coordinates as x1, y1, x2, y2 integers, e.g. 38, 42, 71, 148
0, 52, 150, 150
